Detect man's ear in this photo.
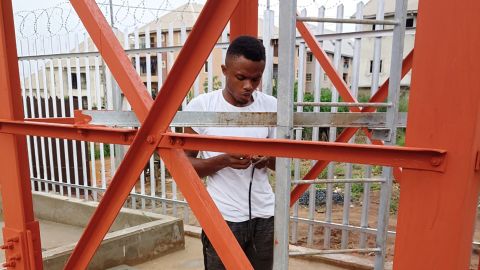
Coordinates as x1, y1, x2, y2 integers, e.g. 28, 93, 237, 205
221, 64, 227, 76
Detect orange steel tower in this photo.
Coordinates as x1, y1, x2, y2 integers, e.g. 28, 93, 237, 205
0, 0, 478, 269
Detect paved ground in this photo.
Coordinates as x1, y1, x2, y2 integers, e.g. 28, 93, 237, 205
0, 219, 348, 270
0, 219, 84, 262
134, 236, 347, 270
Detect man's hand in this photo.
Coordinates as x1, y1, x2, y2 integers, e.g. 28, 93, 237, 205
222, 154, 252, 169
251, 155, 270, 169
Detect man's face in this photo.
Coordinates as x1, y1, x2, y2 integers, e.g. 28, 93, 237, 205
222, 55, 265, 106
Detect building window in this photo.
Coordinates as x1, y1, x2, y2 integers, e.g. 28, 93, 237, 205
150, 36, 156, 48
204, 61, 208, 72
307, 52, 313, 62
150, 56, 157, 75
344, 59, 349, 69
369, 60, 383, 73
138, 56, 158, 75
139, 35, 146, 49
306, 73, 312, 82
406, 17, 414, 28
343, 73, 348, 83
71, 72, 86, 89
162, 60, 166, 68
324, 73, 328, 81
140, 57, 147, 74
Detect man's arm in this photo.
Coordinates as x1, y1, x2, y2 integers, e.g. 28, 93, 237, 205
184, 127, 252, 178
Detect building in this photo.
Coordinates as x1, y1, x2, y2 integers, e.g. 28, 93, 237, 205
132, 3, 354, 96
22, 2, 355, 108
356, 0, 418, 91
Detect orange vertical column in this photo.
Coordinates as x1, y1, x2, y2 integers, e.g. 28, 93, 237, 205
393, 0, 480, 269
0, 1, 43, 269
230, 0, 258, 40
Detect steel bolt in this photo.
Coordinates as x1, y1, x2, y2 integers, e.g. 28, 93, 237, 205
11, 255, 20, 261
2, 261, 16, 267
7, 237, 19, 243
177, 138, 185, 146
431, 157, 442, 166
146, 135, 156, 144
0, 243, 13, 250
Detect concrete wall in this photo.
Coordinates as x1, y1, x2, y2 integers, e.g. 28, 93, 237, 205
0, 192, 185, 270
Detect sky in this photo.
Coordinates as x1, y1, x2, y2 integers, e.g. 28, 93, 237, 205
11, 0, 365, 38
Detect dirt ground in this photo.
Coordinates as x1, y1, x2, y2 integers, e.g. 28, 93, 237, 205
92, 158, 480, 269
292, 190, 480, 269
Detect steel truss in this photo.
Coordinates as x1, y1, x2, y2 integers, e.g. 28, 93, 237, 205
0, 0, 478, 269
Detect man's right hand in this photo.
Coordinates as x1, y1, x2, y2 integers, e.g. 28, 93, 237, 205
221, 154, 252, 170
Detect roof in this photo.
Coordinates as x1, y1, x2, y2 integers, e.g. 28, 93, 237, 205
358, 0, 418, 18
137, 3, 203, 32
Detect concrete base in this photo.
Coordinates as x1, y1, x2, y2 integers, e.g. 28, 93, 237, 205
0, 192, 184, 270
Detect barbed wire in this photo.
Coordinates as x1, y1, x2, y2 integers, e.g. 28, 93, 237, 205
14, 0, 361, 38
14, 0, 203, 38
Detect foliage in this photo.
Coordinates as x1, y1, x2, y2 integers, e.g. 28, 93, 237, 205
203, 75, 222, 92
94, 144, 111, 159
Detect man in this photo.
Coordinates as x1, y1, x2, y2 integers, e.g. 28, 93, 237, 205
184, 35, 276, 270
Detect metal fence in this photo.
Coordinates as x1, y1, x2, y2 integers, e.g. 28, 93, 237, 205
14, 1, 446, 269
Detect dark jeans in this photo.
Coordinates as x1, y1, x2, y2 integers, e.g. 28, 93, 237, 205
201, 216, 274, 270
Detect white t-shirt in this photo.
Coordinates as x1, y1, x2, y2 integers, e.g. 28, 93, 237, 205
185, 89, 277, 222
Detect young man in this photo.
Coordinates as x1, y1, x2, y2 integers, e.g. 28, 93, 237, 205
184, 35, 276, 270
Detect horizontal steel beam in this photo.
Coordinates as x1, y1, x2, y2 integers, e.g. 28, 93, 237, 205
0, 119, 135, 145
31, 178, 189, 205
291, 178, 386, 184
289, 248, 381, 256
160, 133, 446, 172
294, 102, 392, 108
299, 28, 416, 43
290, 216, 396, 236
78, 110, 408, 128
0, 119, 446, 172
18, 43, 229, 61
18, 29, 417, 61
296, 16, 398, 26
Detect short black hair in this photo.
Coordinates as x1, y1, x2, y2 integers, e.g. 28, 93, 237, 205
226, 35, 265, 62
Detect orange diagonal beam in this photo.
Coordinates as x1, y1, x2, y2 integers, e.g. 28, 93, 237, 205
65, 0, 252, 269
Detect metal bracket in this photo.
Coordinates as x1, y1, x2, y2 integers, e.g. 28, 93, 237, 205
2, 229, 25, 269
371, 128, 392, 142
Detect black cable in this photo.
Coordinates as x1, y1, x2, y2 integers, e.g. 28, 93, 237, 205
248, 165, 255, 252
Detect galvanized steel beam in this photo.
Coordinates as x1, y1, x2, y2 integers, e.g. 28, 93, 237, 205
74, 110, 408, 128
